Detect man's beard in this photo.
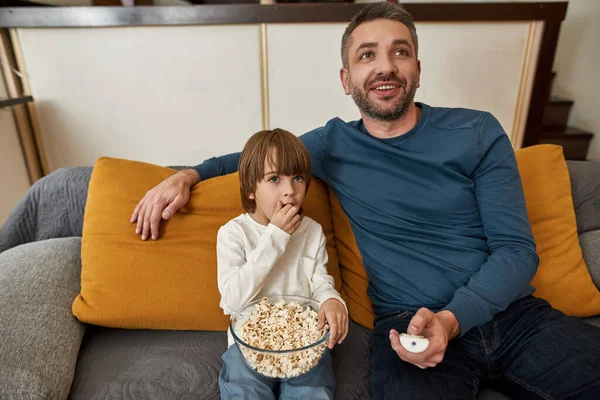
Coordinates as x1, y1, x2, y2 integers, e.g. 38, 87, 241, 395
349, 74, 419, 122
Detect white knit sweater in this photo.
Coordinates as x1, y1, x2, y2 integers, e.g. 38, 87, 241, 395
217, 213, 345, 346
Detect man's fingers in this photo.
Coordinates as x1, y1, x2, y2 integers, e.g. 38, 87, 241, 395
150, 204, 164, 240
163, 193, 186, 220
131, 201, 142, 223
389, 329, 402, 349
141, 207, 152, 241
407, 307, 434, 335
135, 203, 147, 235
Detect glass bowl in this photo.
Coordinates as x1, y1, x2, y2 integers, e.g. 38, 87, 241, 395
230, 295, 330, 379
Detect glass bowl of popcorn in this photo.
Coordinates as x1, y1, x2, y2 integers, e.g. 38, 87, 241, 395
230, 295, 330, 379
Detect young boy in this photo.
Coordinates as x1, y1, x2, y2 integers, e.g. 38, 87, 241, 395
217, 128, 348, 400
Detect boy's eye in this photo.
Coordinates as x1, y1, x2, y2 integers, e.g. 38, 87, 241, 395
294, 176, 304, 182
269, 176, 280, 183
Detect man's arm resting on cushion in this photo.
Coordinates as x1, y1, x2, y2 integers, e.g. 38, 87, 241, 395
444, 114, 539, 336
132, 129, 325, 240
192, 129, 326, 181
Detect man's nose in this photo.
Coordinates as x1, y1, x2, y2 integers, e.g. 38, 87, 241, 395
375, 54, 397, 75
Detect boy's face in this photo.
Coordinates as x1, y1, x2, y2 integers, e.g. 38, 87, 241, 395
249, 156, 307, 226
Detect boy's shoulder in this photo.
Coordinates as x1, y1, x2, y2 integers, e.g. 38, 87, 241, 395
300, 215, 324, 234
218, 214, 248, 233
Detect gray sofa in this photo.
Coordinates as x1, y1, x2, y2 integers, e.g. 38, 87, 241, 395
1, 161, 600, 400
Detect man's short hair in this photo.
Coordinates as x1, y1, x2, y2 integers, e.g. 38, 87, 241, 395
238, 128, 312, 213
341, 2, 419, 69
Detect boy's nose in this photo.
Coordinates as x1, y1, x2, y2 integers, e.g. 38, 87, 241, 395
282, 181, 295, 196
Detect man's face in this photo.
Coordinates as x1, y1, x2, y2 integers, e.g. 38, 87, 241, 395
341, 19, 421, 122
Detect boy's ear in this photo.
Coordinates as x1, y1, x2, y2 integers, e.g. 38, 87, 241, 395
249, 193, 255, 200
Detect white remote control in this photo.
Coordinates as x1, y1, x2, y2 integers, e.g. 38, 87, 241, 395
399, 333, 429, 353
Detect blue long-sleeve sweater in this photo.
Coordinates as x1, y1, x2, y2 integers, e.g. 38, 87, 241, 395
194, 103, 539, 335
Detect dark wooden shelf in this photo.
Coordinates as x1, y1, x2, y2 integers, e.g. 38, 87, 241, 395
0, 95, 33, 109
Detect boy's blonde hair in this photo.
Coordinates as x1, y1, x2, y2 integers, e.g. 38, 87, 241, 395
238, 128, 312, 213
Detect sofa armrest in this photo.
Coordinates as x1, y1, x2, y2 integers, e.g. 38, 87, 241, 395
567, 161, 600, 234
0, 238, 86, 399
580, 230, 600, 291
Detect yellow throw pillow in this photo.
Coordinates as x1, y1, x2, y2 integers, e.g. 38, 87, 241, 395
329, 187, 374, 330
516, 145, 600, 316
331, 144, 600, 329
73, 157, 343, 330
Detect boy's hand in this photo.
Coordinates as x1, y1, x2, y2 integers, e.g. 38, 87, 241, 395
318, 299, 348, 349
270, 201, 302, 235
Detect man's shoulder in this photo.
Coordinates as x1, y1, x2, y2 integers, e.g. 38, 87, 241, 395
426, 104, 492, 132
303, 117, 361, 138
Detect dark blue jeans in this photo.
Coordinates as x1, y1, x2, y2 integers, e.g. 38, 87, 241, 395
372, 296, 600, 399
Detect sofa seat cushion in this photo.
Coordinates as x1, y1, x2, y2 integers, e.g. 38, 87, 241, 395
69, 326, 226, 399
0, 238, 85, 400
70, 320, 372, 400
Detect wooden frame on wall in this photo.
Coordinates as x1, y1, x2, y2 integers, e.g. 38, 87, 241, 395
0, 2, 568, 150
0, 30, 46, 182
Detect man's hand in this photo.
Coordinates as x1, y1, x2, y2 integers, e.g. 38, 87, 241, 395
389, 308, 460, 369
130, 169, 199, 240
318, 298, 348, 349
270, 201, 302, 235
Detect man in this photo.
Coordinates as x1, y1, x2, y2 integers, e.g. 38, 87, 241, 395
131, 2, 600, 398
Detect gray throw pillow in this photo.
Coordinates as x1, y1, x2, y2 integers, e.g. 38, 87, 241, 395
0, 237, 85, 399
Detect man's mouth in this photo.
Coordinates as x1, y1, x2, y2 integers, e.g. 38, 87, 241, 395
370, 83, 402, 97
373, 84, 397, 90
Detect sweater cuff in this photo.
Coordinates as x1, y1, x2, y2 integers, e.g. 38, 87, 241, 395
318, 294, 348, 314
443, 291, 487, 337
265, 224, 292, 256
192, 160, 218, 181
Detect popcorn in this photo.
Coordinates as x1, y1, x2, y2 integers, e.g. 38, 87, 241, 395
238, 297, 329, 378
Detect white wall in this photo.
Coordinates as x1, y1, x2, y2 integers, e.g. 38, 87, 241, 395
0, 73, 31, 227
17, 20, 533, 170
552, 0, 600, 161
17, 25, 263, 170
267, 22, 530, 140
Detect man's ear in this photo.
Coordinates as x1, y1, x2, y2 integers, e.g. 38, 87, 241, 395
249, 193, 255, 200
416, 60, 421, 89
340, 67, 351, 96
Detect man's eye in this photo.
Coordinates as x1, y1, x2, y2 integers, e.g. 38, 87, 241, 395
394, 49, 407, 56
294, 176, 304, 182
269, 176, 279, 183
360, 52, 373, 60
